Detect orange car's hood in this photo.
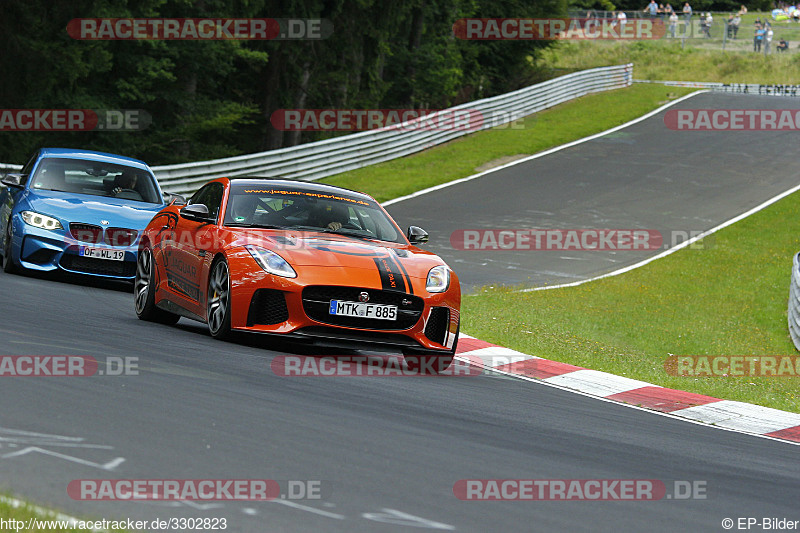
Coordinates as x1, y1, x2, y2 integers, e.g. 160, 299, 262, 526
231, 231, 444, 278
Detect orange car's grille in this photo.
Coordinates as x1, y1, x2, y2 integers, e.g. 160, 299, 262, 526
301, 286, 423, 331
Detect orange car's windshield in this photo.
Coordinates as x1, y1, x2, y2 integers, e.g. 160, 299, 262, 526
223, 185, 405, 244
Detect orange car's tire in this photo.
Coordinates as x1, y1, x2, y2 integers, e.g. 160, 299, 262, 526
207, 257, 232, 340
135, 247, 180, 325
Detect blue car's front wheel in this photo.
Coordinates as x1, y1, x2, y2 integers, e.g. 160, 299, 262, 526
2, 218, 18, 274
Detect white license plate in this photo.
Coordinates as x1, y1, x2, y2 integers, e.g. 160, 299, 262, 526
329, 300, 397, 320
79, 246, 125, 261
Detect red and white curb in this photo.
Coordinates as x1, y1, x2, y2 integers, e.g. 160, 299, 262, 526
455, 333, 800, 445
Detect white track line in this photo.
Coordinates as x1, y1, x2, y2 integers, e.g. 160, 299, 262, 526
523, 169, 800, 291
383, 90, 708, 207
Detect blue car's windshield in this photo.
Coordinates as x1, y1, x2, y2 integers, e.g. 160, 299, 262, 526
30, 157, 161, 204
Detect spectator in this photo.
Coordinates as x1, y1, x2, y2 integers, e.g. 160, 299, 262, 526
644, 0, 659, 16
726, 14, 734, 38
754, 24, 764, 52
669, 11, 679, 37
664, 3, 674, 16
732, 14, 741, 39
683, 2, 692, 21
764, 22, 773, 54
738, 4, 747, 16
777, 38, 789, 52
703, 12, 713, 38
617, 10, 627, 30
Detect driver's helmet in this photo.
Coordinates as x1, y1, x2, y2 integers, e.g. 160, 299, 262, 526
36, 161, 67, 189
230, 194, 259, 222
311, 201, 349, 228
114, 171, 138, 190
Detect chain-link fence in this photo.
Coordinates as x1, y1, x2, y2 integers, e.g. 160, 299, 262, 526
569, 10, 800, 54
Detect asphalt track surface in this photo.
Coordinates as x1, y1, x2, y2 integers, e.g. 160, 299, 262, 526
387, 92, 800, 290
0, 92, 798, 532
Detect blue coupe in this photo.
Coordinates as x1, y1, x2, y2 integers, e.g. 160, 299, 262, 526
0, 148, 179, 280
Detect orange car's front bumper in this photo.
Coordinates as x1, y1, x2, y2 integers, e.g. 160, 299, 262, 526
227, 258, 460, 353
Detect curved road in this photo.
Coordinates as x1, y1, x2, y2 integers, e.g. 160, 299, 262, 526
0, 92, 798, 532
387, 92, 800, 290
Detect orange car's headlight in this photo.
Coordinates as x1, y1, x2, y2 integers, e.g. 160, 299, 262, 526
426, 265, 450, 293
245, 245, 297, 278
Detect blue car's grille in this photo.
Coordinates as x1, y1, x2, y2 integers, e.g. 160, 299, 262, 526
70, 223, 103, 244
69, 223, 138, 247
104, 228, 138, 247
60, 254, 135, 277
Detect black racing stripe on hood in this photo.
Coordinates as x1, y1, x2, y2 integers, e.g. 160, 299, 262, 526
390, 253, 414, 295
373, 256, 407, 293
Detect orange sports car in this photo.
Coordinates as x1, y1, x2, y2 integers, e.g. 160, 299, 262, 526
134, 178, 460, 371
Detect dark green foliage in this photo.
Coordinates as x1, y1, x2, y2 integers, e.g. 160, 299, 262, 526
0, 0, 563, 164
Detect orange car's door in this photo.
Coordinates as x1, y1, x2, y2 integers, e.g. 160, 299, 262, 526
163, 182, 225, 319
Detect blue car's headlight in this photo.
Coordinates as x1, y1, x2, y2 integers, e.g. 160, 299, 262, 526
21, 211, 63, 231
245, 245, 296, 278
426, 265, 450, 293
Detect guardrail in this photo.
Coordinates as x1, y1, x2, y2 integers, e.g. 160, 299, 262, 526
788, 252, 800, 350
1, 64, 633, 195
635, 79, 800, 96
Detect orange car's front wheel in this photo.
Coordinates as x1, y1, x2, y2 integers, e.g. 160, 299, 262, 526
135, 246, 180, 325
207, 257, 232, 340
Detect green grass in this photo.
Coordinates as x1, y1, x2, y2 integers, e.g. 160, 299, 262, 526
0, 494, 118, 532
462, 189, 800, 413
538, 12, 800, 83
320, 83, 695, 202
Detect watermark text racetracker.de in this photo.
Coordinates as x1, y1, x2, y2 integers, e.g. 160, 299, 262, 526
453, 479, 707, 500
271, 355, 483, 377
0, 356, 138, 377
665, 355, 800, 377
270, 108, 524, 132
450, 229, 712, 251
452, 18, 665, 40
67, 18, 333, 40
0, 109, 150, 131
67, 479, 330, 501
665, 109, 800, 131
